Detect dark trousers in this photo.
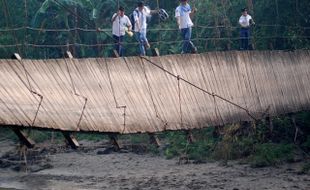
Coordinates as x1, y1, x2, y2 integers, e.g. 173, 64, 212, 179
113, 35, 124, 56
181, 27, 196, 53
240, 28, 250, 50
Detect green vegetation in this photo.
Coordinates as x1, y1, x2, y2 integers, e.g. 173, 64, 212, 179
0, 0, 310, 58
0, 111, 309, 167
250, 143, 295, 167
163, 112, 310, 166
76, 133, 106, 142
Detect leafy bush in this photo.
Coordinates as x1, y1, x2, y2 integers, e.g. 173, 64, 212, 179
250, 143, 295, 167
164, 131, 188, 159
76, 133, 106, 142
164, 128, 216, 161
0, 128, 18, 142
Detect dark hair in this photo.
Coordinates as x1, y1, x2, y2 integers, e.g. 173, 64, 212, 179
119, 6, 125, 11
138, 1, 144, 7
241, 8, 248, 12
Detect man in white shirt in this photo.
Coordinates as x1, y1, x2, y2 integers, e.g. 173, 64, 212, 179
175, 0, 197, 54
133, 1, 157, 56
112, 6, 132, 57
239, 8, 255, 50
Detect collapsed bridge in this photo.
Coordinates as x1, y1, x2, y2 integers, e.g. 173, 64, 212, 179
0, 50, 309, 135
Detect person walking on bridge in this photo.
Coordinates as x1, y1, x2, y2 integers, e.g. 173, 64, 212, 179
132, 1, 158, 56
175, 0, 197, 54
111, 6, 132, 57
239, 8, 255, 50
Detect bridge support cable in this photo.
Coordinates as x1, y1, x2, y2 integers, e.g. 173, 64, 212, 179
139, 55, 168, 131
12, 53, 43, 126
8, 54, 76, 129
2, 0, 62, 128
212, 95, 225, 126
177, 75, 184, 128
104, 58, 127, 134
65, 51, 89, 130
140, 56, 258, 122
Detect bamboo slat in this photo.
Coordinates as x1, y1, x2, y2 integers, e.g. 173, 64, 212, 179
0, 50, 309, 133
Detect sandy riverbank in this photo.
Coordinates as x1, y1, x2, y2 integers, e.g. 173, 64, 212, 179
0, 140, 309, 190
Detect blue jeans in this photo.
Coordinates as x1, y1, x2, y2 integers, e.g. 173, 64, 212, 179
240, 28, 250, 50
135, 28, 148, 56
113, 35, 124, 56
181, 27, 196, 53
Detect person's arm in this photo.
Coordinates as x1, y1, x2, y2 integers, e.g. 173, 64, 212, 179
150, 9, 159, 14
175, 8, 181, 27
249, 15, 255, 26
189, 7, 197, 18
176, 17, 181, 26
111, 13, 118, 22
127, 17, 132, 31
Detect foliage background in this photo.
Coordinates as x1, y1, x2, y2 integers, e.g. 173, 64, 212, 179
0, 0, 310, 58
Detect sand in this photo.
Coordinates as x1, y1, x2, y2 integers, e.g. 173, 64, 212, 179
0, 140, 309, 190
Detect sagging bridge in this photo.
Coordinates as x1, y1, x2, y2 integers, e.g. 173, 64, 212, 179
0, 50, 309, 148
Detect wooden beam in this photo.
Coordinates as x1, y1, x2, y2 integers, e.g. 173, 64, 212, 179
62, 132, 80, 149
12, 53, 22, 60
66, 51, 74, 59
108, 134, 121, 151
12, 128, 35, 148
152, 48, 160, 56
149, 133, 161, 148
113, 50, 120, 58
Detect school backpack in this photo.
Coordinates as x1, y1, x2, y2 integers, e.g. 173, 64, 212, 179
129, 10, 139, 31
129, 8, 152, 31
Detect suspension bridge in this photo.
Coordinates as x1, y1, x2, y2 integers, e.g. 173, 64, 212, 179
0, 0, 310, 148
0, 50, 309, 136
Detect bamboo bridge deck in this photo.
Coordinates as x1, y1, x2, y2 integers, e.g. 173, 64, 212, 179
0, 50, 309, 134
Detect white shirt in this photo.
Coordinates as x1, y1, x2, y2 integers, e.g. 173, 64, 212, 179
133, 7, 151, 32
239, 15, 252, 28
112, 14, 132, 37
175, 4, 194, 29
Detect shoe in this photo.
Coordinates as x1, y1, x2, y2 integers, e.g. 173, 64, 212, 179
192, 47, 198, 54
145, 42, 151, 49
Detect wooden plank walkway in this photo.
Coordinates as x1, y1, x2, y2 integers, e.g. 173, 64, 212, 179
0, 50, 309, 134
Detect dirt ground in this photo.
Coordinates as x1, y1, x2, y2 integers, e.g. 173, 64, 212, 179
0, 140, 309, 190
